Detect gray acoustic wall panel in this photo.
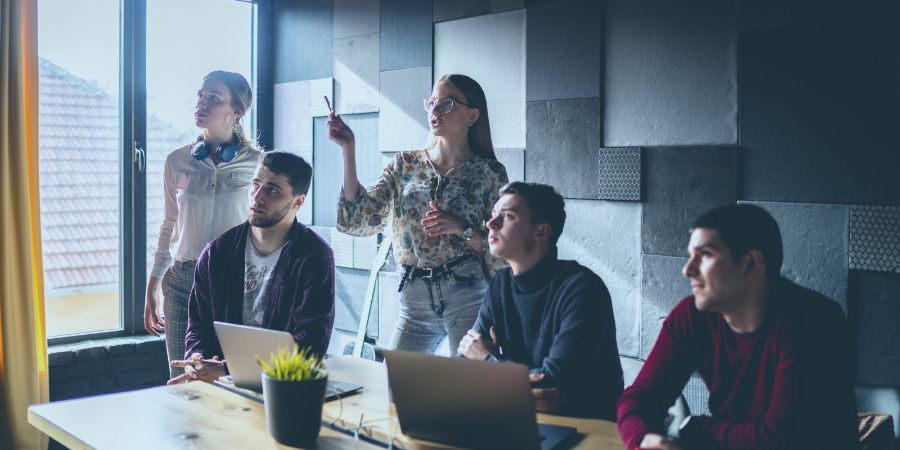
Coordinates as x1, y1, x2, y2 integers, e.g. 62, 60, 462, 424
524, 98, 603, 199
298, 151, 314, 226
493, 0, 524, 11
313, 113, 379, 227
273, 80, 312, 155
379, 67, 431, 152
334, 33, 380, 114
331, 229, 355, 268
684, 373, 712, 416
353, 235, 380, 270
852, 271, 900, 387
334, 0, 379, 39
850, 205, 900, 273
739, 26, 900, 205
378, 271, 401, 346
742, 201, 849, 310
598, 147, 641, 201
495, 148, 525, 183
558, 200, 643, 358
380, 0, 432, 71
274, 0, 334, 83
604, 0, 738, 147
334, 267, 378, 334
433, 0, 489, 22
526, 0, 602, 101
434, 10, 526, 149
640, 254, 690, 359
310, 78, 335, 117
642, 147, 737, 257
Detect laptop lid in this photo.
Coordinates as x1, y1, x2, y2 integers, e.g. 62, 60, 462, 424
384, 350, 547, 450
213, 321, 295, 392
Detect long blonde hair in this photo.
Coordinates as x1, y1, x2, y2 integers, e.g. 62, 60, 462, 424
425, 74, 497, 160
202, 70, 256, 148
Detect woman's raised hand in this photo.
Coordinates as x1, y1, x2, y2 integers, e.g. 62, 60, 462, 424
327, 111, 355, 151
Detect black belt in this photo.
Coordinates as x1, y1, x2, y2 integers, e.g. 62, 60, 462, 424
398, 255, 475, 291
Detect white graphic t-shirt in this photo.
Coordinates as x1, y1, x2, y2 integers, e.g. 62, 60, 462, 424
243, 238, 287, 327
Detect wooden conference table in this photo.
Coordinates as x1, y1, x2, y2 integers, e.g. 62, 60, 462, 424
29, 356, 624, 449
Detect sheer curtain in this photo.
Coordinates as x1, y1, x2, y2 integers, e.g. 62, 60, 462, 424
1, 0, 49, 448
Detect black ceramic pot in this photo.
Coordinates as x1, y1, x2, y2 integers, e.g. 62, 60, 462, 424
261, 372, 328, 447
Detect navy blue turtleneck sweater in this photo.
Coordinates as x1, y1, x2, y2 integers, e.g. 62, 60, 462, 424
473, 249, 624, 420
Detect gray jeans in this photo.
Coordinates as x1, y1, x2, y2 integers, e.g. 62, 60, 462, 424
388, 257, 488, 354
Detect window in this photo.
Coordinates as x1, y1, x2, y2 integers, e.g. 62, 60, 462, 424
38, 0, 256, 342
145, 0, 255, 281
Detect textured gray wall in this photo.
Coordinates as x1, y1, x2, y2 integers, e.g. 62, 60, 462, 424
270, 0, 900, 415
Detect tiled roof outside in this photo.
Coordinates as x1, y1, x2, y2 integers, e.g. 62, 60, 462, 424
39, 58, 192, 291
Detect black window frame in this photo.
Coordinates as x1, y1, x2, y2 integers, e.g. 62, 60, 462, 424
47, 0, 265, 346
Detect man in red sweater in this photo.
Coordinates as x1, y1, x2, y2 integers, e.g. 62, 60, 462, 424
617, 204, 858, 450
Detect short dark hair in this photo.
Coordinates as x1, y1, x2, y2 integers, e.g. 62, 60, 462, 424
259, 151, 313, 196
691, 204, 783, 276
498, 182, 566, 245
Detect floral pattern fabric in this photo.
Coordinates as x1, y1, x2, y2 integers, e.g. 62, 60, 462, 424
337, 149, 509, 278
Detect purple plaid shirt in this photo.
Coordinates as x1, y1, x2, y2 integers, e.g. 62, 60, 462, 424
184, 219, 335, 359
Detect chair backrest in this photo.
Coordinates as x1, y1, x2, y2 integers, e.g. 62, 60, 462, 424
856, 385, 900, 440
620, 356, 691, 436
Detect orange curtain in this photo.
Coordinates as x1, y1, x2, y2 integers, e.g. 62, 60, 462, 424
1, 0, 49, 448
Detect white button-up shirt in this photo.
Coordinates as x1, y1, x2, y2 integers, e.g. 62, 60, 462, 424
150, 143, 261, 278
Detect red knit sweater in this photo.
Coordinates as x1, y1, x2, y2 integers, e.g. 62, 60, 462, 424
617, 278, 858, 450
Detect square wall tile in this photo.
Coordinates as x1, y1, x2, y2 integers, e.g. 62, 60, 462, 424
273, 80, 312, 154
558, 200, 642, 357
334, 0, 379, 39
604, 0, 737, 146
742, 201, 849, 310
740, 26, 900, 204
598, 147, 641, 201
274, 0, 333, 83
640, 254, 690, 360
851, 270, 900, 387
334, 33, 380, 114
684, 374, 711, 416
331, 229, 355, 268
353, 235, 380, 270
526, 0, 602, 101
310, 78, 334, 117
334, 267, 376, 333
314, 114, 379, 227
433, 0, 490, 22
850, 205, 900, 273
298, 151, 313, 225
524, 98, 603, 199
379, 67, 432, 152
378, 271, 401, 345
641, 147, 737, 257
380, 0, 432, 71
434, 9, 526, 148
495, 148, 524, 183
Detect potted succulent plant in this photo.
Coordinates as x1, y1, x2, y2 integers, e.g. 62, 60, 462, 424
257, 345, 328, 447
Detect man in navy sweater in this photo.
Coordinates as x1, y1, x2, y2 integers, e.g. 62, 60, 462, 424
458, 182, 623, 420
617, 204, 857, 450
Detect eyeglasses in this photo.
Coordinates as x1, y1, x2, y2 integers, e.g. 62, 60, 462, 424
423, 97, 470, 114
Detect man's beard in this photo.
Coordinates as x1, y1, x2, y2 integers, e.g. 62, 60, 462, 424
248, 202, 293, 228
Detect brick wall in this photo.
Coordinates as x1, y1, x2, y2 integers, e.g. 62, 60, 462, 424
49, 335, 169, 401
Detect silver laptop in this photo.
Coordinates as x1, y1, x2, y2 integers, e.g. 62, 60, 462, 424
212, 321, 363, 400
384, 350, 577, 450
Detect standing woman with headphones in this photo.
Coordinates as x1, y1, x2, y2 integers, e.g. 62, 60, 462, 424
329, 74, 509, 354
144, 71, 261, 378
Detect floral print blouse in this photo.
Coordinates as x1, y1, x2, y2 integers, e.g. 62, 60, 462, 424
337, 149, 509, 278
